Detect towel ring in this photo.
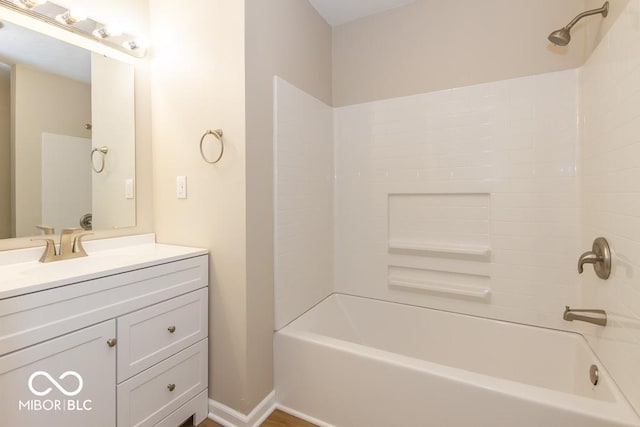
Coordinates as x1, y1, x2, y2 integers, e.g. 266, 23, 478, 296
200, 129, 224, 164
91, 146, 109, 173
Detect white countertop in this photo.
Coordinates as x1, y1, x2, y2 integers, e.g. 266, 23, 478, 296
0, 234, 208, 300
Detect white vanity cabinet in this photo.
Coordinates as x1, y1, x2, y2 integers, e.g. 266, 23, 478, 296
0, 240, 209, 427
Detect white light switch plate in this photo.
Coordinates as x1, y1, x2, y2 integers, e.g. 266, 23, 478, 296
125, 179, 135, 199
176, 176, 187, 199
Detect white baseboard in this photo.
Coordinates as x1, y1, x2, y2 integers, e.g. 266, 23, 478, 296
274, 403, 334, 427
208, 391, 275, 427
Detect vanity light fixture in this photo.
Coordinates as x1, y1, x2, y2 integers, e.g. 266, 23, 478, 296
12, 0, 45, 9
0, 0, 147, 58
55, 9, 86, 25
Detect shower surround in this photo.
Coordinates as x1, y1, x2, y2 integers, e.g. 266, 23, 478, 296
274, 1, 640, 422
276, 69, 580, 330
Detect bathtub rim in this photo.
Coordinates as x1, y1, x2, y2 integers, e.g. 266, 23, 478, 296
276, 292, 640, 426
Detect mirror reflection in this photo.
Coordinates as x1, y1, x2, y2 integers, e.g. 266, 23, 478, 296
0, 19, 136, 239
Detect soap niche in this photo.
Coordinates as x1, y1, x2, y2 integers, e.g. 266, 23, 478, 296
388, 193, 491, 259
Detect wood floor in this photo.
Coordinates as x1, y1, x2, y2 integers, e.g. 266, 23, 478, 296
196, 409, 316, 427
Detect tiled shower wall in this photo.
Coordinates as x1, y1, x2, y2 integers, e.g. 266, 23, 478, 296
334, 70, 581, 331
581, 0, 640, 413
274, 77, 334, 329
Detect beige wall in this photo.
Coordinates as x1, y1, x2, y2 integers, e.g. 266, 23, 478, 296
149, 0, 250, 413
0, 68, 10, 239
245, 0, 332, 412
150, 0, 331, 415
12, 64, 91, 237
332, 0, 626, 107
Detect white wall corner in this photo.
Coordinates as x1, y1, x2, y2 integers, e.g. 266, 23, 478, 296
208, 391, 276, 427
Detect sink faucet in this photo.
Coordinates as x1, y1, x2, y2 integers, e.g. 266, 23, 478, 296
563, 306, 607, 326
33, 228, 91, 263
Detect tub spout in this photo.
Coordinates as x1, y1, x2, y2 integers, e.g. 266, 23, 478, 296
563, 306, 607, 326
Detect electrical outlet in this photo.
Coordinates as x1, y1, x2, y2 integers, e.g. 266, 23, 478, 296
176, 176, 187, 199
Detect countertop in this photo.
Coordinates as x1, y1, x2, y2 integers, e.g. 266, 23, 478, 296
0, 234, 207, 300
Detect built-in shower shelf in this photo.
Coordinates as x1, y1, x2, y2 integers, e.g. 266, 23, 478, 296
389, 278, 491, 301
388, 241, 491, 258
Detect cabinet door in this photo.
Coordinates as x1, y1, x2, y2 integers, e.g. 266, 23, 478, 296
0, 320, 116, 427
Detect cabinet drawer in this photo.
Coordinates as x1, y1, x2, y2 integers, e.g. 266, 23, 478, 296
117, 288, 208, 382
117, 339, 207, 427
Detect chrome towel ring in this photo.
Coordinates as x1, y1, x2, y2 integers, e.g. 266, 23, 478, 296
91, 146, 109, 173
200, 129, 224, 164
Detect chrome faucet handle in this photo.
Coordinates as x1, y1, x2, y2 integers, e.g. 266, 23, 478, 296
31, 238, 57, 263
72, 233, 93, 256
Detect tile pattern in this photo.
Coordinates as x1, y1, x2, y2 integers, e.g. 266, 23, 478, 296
274, 77, 334, 330
334, 69, 581, 330
581, 0, 640, 413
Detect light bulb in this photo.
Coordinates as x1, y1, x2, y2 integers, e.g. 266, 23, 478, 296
92, 24, 123, 39
122, 37, 147, 51
55, 9, 87, 25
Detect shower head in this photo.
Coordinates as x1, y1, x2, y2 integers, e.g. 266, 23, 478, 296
548, 27, 571, 46
548, 1, 609, 46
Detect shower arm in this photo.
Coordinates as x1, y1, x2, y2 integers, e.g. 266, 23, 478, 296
564, 3, 609, 31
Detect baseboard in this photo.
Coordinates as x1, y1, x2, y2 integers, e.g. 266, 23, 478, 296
274, 403, 334, 427
208, 391, 275, 427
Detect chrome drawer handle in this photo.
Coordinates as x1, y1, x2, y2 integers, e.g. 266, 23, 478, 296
167, 383, 176, 392
167, 326, 176, 334
107, 338, 117, 347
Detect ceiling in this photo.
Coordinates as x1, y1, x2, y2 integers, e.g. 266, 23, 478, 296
0, 19, 90, 84
309, 0, 417, 26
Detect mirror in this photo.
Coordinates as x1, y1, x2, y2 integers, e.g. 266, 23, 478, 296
0, 19, 136, 240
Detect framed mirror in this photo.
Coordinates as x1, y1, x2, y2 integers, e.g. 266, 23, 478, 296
0, 18, 136, 240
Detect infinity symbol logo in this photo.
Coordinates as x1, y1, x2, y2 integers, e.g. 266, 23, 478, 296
28, 371, 84, 397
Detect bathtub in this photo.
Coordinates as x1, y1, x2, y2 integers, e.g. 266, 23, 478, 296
275, 294, 640, 427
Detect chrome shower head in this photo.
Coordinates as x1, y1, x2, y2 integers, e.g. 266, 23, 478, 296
548, 1, 609, 46
548, 28, 571, 46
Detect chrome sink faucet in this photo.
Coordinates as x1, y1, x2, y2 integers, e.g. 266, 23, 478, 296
563, 306, 607, 327
33, 228, 91, 263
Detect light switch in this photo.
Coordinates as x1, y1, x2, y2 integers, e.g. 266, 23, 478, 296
176, 176, 187, 199
125, 179, 135, 199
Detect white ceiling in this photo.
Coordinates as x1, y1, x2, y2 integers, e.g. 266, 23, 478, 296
0, 20, 90, 84
309, 0, 417, 26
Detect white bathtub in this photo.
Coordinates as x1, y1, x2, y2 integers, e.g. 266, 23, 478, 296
275, 294, 640, 427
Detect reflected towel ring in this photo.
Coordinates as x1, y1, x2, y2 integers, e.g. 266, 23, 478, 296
91, 146, 109, 173
200, 129, 224, 164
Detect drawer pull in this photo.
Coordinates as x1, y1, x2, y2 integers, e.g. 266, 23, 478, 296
167, 326, 176, 334
107, 338, 117, 347
167, 383, 176, 392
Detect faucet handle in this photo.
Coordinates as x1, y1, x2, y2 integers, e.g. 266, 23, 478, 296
31, 238, 57, 263
73, 233, 93, 256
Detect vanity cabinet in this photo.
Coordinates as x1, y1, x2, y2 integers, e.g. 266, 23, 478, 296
0, 244, 209, 427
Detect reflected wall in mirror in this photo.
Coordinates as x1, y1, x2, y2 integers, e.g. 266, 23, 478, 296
0, 19, 136, 239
